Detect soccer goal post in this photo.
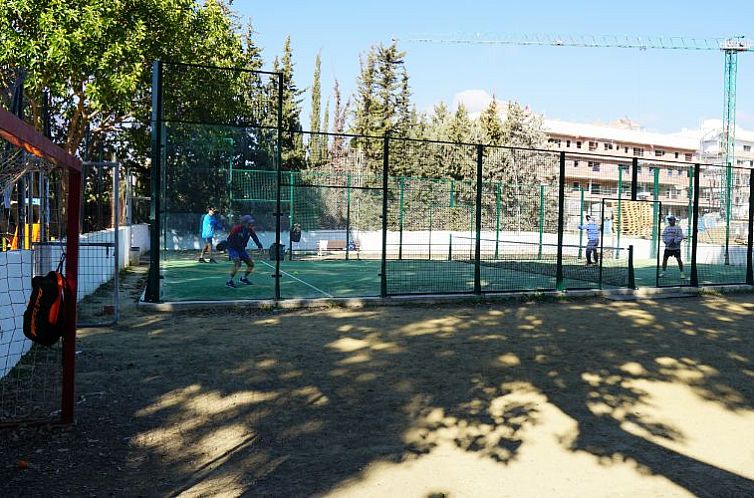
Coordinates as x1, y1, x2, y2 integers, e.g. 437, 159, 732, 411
0, 106, 82, 427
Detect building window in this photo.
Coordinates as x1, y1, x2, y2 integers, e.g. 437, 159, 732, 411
675, 152, 679, 159
633, 147, 644, 157
576, 141, 582, 149
684, 153, 692, 161
655, 150, 665, 157
566, 140, 571, 148
548, 138, 561, 147
573, 160, 579, 167
636, 166, 642, 174
591, 183, 601, 194
604, 143, 614, 150
624, 147, 629, 153
744, 145, 751, 152
667, 169, 673, 176
572, 182, 580, 191
589, 141, 598, 151
589, 161, 600, 172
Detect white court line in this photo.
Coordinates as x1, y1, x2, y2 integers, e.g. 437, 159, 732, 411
259, 260, 334, 298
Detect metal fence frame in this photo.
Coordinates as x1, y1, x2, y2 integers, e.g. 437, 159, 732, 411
146, 60, 754, 303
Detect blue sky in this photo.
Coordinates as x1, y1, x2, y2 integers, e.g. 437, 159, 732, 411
232, 0, 754, 133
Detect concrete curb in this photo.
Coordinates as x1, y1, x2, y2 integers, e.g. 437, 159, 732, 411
137, 284, 754, 312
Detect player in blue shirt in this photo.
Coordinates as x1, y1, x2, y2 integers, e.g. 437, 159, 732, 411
226, 215, 264, 288
198, 207, 221, 263
578, 214, 600, 266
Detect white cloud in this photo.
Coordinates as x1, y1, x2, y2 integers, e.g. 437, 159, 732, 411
452, 89, 493, 114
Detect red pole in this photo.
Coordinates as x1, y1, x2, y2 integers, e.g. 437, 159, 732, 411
61, 168, 81, 424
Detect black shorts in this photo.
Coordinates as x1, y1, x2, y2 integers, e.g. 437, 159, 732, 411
664, 249, 682, 259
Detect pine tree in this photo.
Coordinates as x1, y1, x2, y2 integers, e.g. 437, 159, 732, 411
352, 50, 376, 137
479, 97, 504, 146
351, 41, 410, 170
427, 101, 451, 141
447, 103, 475, 179
274, 36, 305, 169
309, 52, 322, 164
482, 99, 552, 231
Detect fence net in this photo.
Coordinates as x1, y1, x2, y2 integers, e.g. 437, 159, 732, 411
0, 138, 69, 425
151, 63, 754, 302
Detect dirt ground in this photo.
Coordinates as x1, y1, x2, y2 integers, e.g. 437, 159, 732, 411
2, 268, 754, 497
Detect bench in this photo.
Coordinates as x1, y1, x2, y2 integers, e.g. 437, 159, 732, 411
317, 239, 361, 256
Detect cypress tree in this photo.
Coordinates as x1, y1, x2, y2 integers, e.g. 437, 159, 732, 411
332, 79, 349, 160
321, 98, 330, 161
309, 52, 322, 164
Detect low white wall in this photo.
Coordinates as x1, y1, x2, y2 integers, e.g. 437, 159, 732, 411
165, 226, 729, 264
1, 224, 151, 380
0, 251, 33, 378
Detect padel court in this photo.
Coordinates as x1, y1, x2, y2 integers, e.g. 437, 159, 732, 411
158, 250, 745, 301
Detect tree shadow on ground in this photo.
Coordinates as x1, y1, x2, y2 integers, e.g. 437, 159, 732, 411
2, 286, 754, 496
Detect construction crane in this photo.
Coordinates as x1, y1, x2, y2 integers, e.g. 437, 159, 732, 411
403, 33, 754, 265
405, 33, 753, 169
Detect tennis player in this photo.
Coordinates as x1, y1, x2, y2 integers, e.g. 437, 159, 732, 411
578, 214, 600, 266
198, 206, 221, 263
226, 215, 264, 288
660, 215, 685, 279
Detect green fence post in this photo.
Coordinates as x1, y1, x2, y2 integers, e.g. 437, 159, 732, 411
724, 162, 732, 265
474, 144, 483, 294
578, 187, 584, 259
380, 135, 389, 297
686, 167, 693, 262
494, 182, 501, 259
631, 157, 639, 201
616, 166, 623, 259
146, 60, 163, 303
650, 167, 660, 259
691, 163, 700, 287
746, 169, 754, 285
556, 152, 566, 291
398, 176, 405, 260
538, 184, 545, 260
428, 206, 433, 260
628, 245, 636, 289
345, 173, 352, 261
448, 233, 453, 261
288, 170, 294, 261
273, 72, 283, 301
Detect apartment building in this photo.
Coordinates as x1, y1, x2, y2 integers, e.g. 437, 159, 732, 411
544, 120, 699, 213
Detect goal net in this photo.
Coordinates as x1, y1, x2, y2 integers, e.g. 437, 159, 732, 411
0, 106, 81, 426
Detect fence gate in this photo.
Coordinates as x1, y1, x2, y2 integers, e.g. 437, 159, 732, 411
77, 161, 121, 327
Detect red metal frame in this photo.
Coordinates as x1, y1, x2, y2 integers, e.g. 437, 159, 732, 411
0, 107, 82, 425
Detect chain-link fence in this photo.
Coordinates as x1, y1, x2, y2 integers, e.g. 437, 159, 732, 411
147, 61, 754, 303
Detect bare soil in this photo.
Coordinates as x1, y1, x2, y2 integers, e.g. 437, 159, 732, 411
2, 267, 754, 497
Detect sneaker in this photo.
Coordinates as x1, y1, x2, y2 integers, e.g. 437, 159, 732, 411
198, 258, 207, 263
239, 277, 252, 285
225, 280, 236, 288
209, 258, 218, 264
